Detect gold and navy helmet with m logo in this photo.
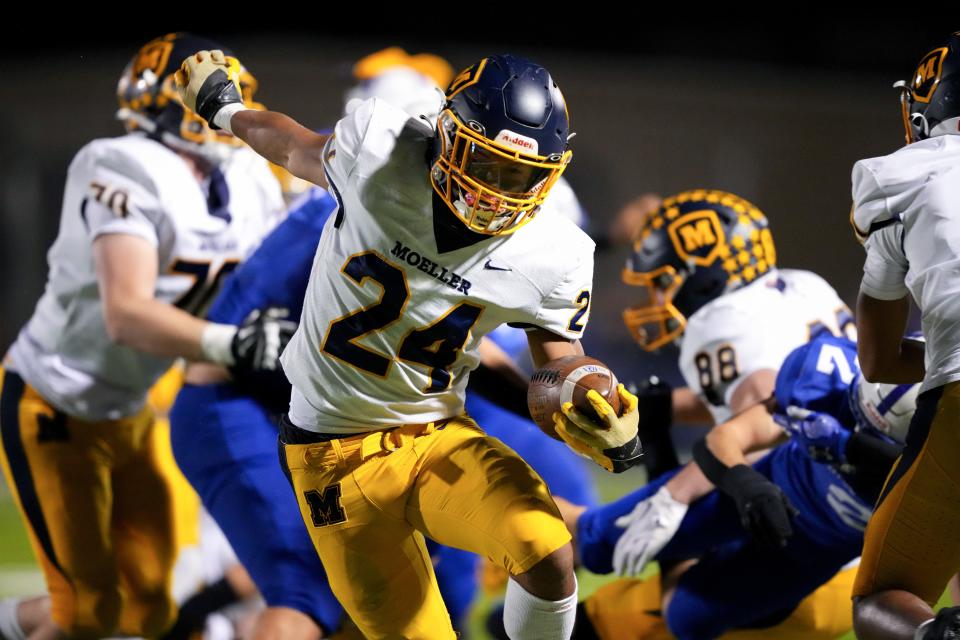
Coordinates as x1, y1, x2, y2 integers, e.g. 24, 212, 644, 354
895, 31, 960, 144
431, 55, 572, 235
622, 190, 777, 351
116, 33, 260, 164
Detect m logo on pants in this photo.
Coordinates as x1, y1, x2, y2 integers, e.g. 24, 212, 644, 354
304, 484, 347, 527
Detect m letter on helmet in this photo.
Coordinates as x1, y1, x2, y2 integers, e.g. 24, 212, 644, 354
668, 210, 726, 266
913, 48, 947, 101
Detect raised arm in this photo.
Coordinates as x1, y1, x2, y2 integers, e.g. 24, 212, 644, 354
175, 50, 329, 187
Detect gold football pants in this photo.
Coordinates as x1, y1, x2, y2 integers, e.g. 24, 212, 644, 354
0, 370, 177, 638
281, 415, 572, 640
854, 381, 960, 604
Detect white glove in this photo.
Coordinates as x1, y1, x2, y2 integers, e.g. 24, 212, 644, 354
612, 486, 688, 577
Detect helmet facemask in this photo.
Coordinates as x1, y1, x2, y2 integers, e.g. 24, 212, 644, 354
431, 109, 570, 235
621, 264, 687, 352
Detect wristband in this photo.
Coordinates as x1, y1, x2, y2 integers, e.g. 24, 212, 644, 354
201, 322, 237, 366
213, 103, 249, 134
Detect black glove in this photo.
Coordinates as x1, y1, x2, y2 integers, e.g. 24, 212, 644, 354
634, 376, 676, 478
230, 307, 297, 378
922, 605, 960, 639
719, 464, 799, 549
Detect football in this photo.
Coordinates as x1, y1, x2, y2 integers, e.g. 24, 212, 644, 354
527, 355, 622, 440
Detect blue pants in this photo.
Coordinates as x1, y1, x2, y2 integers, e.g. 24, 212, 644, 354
169, 384, 342, 633
578, 449, 865, 639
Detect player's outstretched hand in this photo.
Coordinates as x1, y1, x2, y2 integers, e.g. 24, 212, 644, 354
719, 464, 798, 549
230, 307, 297, 378
775, 406, 851, 465
553, 384, 643, 473
175, 50, 243, 128
612, 486, 688, 576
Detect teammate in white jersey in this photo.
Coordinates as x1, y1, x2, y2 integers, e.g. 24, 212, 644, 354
850, 32, 960, 640
618, 189, 853, 483
0, 34, 288, 639
178, 51, 643, 639
554, 190, 858, 636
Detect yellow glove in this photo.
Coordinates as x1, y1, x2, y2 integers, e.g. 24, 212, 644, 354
175, 50, 244, 129
553, 384, 643, 473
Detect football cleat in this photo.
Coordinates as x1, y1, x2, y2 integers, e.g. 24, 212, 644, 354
116, 33, 260, 164
431, 55, 572, 235
622, 189, 777, 351
895, 31, 960, 144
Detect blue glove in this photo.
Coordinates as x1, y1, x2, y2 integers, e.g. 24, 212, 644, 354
774, 407, 851, 465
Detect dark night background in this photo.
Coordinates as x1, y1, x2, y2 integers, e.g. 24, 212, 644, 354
0, 17, 952, 383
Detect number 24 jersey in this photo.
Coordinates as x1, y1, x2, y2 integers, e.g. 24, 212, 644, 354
285, 99, 594, 434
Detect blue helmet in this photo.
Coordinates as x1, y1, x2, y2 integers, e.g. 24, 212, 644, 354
848, 375, 920, 444
430, 54, 572, 235
895, 31, 960, 144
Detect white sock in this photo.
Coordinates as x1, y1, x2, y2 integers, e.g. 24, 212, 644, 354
0, 598, 26, 640
503, 575, 578, 640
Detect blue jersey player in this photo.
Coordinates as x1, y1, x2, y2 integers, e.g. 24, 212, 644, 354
567, 333, 917, 639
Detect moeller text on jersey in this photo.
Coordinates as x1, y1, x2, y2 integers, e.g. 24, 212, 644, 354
390, 240, 472, 295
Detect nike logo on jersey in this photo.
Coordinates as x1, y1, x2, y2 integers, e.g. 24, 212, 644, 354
391, 241, 472, 295
483, 259, 512, 272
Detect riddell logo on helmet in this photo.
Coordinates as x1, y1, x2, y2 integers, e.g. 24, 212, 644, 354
496, 130, 539, 154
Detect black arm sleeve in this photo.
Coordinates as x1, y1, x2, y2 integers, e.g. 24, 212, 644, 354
692, 437, 729, 487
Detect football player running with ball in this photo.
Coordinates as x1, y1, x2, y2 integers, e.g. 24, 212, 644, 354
0, 34, 287, 639
851, 31, 960, 640
177, 51, 643, 639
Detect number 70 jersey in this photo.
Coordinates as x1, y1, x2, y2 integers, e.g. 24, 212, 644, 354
283, 99, 594, 434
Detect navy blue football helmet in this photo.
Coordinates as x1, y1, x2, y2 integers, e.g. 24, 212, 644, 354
431, 55, 572, 235
895, 31, 960, 144
622, 190, 777, 351
116, 33, 260, 163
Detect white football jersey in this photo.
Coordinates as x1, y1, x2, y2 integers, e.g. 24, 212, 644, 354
285, 99, 594, 433
7, 134, 283, 420
679, 269, 853, 423
853, 135, 960, 393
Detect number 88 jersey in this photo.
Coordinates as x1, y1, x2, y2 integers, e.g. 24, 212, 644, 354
678, 268, 855, 424
284, 99, 595, 434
